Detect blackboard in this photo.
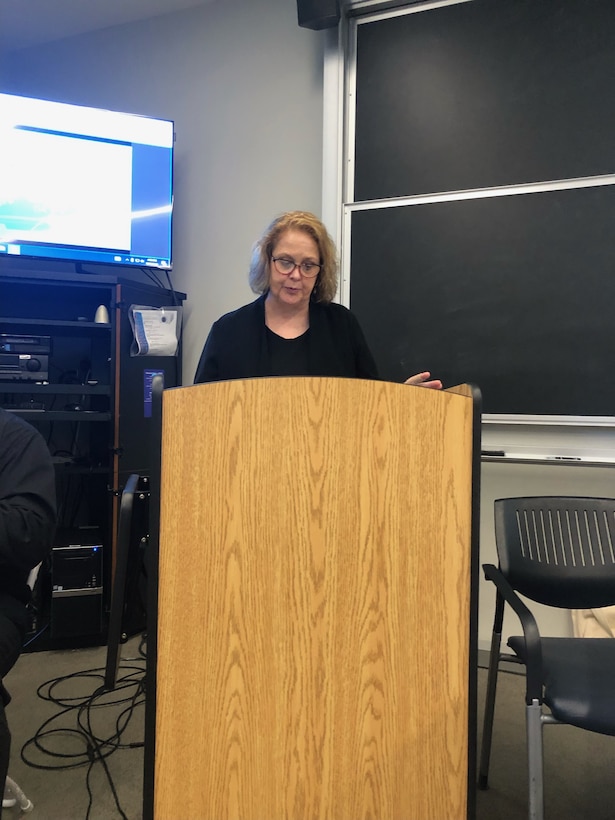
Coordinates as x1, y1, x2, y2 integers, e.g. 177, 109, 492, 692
349, 185, 615, 416
347, 0, 615, 418
354, 0, 615, 200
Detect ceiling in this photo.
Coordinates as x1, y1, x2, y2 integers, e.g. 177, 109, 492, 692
0, 0, 215, 53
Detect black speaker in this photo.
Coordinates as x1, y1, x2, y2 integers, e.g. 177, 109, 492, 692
297, 0, 340, 30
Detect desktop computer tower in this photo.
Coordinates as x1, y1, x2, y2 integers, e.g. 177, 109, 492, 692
51, 530, 103, 639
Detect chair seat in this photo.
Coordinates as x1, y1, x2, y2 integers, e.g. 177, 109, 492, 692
508, 636, 615, 736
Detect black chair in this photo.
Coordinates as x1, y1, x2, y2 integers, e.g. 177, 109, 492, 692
479, 496, 615, 820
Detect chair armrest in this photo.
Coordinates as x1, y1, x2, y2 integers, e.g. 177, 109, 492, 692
483, 563, 544, 704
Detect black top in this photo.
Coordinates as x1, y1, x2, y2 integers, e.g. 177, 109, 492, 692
0, 408, 56, 613
265, 327, 310, 376
194, 294, 379, 383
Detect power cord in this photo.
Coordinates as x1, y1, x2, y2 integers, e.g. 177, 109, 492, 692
20, 650, 147, 820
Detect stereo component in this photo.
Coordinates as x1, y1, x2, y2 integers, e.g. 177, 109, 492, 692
0, 353, 49, 381
0, 334, 51, 381
0, 334, 52, 354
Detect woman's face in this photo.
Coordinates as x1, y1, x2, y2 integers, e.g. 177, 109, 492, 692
267, 229, 319, 310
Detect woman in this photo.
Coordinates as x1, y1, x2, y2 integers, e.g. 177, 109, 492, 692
194, 210, 441, 388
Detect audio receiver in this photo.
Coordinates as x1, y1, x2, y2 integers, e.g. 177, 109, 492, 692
0, 334, 51, 381
0, 353, 49, 381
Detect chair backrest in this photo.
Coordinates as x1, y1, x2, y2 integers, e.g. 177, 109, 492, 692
494, 496, 615, 609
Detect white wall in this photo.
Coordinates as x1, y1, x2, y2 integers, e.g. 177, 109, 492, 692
2, 0, 325, 382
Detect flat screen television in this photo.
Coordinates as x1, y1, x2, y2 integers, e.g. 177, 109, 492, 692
0, 91, 174, 270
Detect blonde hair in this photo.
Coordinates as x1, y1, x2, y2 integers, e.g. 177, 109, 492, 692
248, 211, 338, 304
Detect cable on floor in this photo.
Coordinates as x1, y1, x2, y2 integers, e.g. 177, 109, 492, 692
20, 644, 147, 820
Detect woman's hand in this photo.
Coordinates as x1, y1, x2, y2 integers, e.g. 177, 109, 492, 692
404, 371, 443, 390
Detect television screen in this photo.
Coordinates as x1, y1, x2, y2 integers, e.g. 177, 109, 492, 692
0, 92, 174, 270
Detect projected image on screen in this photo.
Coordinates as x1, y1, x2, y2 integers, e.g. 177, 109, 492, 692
1, 128, 133, 251
0, 92, 174, 269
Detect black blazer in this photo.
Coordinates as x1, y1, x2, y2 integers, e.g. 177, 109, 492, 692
194, 294, 379, 383
0, 408, 56, 609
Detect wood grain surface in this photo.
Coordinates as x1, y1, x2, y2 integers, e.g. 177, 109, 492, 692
154, 377, 474, 819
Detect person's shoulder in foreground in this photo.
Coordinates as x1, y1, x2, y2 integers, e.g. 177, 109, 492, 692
0, 407, 56, 605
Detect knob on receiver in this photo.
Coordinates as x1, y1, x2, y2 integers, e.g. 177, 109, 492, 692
25, 356, 42, 372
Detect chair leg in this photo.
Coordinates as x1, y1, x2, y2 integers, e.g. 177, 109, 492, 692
526, 700, 544, 820
478, 623, 503, 789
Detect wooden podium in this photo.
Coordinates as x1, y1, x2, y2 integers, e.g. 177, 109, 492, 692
144, 377, 481, 820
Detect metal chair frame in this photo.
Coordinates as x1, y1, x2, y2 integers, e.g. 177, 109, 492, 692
479, 496, 615, 820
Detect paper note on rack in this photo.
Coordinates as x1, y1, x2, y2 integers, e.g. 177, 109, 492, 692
129, 306, 181, 356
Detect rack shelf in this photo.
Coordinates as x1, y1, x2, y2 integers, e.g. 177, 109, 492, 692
6, 410, 112, 422
0, 383, 111, 395
0, 316, 111, 331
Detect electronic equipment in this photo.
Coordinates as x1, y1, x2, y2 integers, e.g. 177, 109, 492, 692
51, 528, 103, 639
0, 91, 174, 271
0, 334, 50, 381
0, 353, 49, 381
0, 333, 51, 354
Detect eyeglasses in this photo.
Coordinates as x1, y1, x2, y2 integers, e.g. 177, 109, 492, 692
271, 256, 322, 278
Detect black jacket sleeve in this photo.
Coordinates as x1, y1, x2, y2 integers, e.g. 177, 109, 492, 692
193, 298, 267, 384
342, 307, 380, 380
0, 410, 56, 602
194, 322, 221, 384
